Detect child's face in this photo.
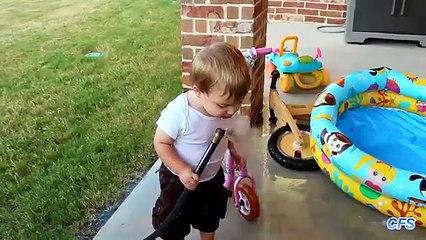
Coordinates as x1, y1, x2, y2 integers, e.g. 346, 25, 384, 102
199, 87, 242, 119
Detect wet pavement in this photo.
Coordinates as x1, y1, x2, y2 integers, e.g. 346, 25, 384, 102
94, 22, 426, 240
94, 121, 426, 240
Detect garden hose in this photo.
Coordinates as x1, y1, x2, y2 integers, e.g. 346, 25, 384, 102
316, 25, 345, 33
143, 128, 226, 240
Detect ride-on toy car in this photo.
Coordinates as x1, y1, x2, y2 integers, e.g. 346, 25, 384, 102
266, 35, 329, 93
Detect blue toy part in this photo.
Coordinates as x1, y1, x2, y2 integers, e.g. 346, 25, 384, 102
266, 35, 324, 74
84, 51, 103, 58
267, 51, 323, 74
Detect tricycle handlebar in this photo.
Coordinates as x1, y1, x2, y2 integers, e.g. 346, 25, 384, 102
242, 47, 274, 68
252, 47, 273, 56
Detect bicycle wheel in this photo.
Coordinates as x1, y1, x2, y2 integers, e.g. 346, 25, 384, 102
236, 183, 260, 222
268, 123, 319, 171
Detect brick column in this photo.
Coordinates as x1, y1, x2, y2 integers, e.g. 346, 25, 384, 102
250, 0, 268, 127
181, 0, 268, 127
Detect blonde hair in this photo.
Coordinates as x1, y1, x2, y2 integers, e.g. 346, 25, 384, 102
190, 42, 251, 102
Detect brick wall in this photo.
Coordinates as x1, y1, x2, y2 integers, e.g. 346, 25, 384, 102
268, 0, 347, 24
180, 0, 268, 127
180, 0, 347, 127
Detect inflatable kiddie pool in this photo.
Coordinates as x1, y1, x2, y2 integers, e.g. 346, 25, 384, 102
310, 67, 426, 227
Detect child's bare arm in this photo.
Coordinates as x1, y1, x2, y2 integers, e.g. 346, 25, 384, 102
154, 128, 189, 174
154, 128, 199, 190
226, 130, 247, 168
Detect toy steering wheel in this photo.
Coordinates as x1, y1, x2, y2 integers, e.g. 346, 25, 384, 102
279, 36, 299, 57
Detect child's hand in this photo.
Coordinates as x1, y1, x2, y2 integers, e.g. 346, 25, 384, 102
235, 155, 247, 170
178, 167, 200, 191
227, 137, 248, 170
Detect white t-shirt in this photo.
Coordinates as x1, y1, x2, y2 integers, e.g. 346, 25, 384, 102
156, 92, 237, 182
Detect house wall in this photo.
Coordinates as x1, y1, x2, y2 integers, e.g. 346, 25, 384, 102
268, 0, 347, 24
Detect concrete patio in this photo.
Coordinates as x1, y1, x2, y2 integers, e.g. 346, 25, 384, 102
94, 22, 426, 240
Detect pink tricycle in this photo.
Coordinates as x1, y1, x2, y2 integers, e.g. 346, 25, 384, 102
220, 46, 275, 222
223, 151, 260, 221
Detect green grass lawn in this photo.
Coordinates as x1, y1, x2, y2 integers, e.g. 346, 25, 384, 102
0, 0, 181, 239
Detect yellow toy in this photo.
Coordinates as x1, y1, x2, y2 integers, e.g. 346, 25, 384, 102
265, 35, 329, 92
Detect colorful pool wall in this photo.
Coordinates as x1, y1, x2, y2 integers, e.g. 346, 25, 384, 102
310, 67, 426, 227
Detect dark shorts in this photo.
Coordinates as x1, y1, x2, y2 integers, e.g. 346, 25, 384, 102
152, 163, 230, 240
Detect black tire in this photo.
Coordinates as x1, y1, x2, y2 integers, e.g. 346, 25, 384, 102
268, 123, 319, 171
